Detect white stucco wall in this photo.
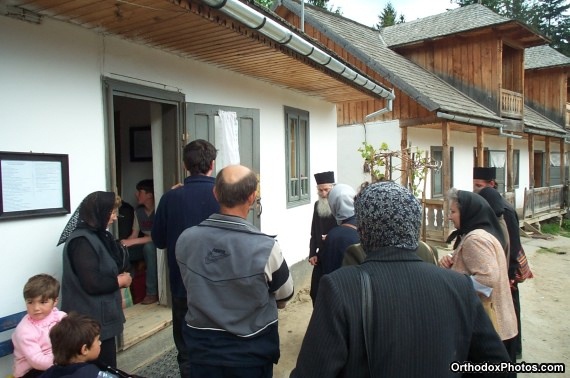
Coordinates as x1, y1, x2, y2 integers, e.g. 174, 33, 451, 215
0, 14, 336, 374
338, 121, 554, 209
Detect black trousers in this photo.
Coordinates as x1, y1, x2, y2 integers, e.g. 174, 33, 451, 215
172, 296, 191, 377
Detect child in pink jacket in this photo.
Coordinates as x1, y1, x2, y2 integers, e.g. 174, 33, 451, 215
12, 274, 67, 378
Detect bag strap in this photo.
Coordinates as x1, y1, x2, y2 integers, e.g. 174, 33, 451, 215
357, 266, 374, 376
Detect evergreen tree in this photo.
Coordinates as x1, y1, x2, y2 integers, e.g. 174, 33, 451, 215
376, 2, 405, 28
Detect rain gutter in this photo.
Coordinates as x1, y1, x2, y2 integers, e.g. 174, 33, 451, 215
199, 0, 396, 114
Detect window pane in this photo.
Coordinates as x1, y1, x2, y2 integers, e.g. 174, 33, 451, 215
289, 119, 297, 179
432, 149, 443, 196
299, 120, 309, 197
514, 150, 520, 187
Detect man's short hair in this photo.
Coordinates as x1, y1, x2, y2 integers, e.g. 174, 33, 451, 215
136, 179, 154, 194
183, 139, 217, 175
23, 274, 60, 301
50, 312, 101, 365
215, 168, 258, 208
354, 181, 421, 251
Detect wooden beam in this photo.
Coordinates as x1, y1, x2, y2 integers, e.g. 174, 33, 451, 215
507, 137, 514, 192
545, 136, 551, 187
476, 127, 484, 166
442, 120, 451, 240
529, 134, 535, 189
561, 138, 566, 184
401, 126, 408, 187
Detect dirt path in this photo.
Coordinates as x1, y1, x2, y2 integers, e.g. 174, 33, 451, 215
275, 235, 570, 378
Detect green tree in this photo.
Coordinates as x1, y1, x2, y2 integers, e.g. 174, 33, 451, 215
376, 2, 405, 28
254, 0, 273, 7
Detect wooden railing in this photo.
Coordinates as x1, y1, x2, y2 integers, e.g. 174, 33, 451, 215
422, 199, 449, 244
522, 185, 567, 219
500, 88, 523, 119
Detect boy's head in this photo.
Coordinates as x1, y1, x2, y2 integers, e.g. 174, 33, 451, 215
50, 313, 101, 365
135, 179, 154, 205
23, 274, 60, 321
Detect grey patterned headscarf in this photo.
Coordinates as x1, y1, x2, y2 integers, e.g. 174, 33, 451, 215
328, 184, 356, 225
354, 181, 421, 251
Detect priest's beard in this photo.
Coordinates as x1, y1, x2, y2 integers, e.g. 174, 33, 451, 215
316, 197, 332, 218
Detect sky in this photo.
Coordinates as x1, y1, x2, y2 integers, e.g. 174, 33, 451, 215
326, 0, 459, 27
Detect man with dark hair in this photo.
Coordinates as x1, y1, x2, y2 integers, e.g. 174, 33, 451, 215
308, 171, 337, 305
176, 164, 294, 378
152, 139, 220, 377
473, 166, 524, 362
292, 181, 509, 377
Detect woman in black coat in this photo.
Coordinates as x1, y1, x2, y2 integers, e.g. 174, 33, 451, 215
58, 191, 132, 368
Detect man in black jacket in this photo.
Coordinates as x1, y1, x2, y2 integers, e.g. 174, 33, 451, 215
292, 181, 510, 378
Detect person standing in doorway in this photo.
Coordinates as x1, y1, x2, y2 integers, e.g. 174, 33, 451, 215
308, 171, 337, 305
152, 139, 220, 377
122, 179, 158, 305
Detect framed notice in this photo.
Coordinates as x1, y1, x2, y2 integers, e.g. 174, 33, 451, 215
0, 151, 71, 220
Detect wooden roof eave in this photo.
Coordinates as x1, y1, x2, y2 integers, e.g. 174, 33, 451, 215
5, 0, 388, 105
389, 21, 549, 50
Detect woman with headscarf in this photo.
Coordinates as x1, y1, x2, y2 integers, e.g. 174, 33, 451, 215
478, 187, 511, 269
440, 189, 517, 344
319, 184, 359, 276
57, 191, 132, 368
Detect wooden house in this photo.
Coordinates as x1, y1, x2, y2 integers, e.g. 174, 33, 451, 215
275, 0, 568, 243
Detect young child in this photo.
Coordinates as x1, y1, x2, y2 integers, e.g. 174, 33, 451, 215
12, 274, 67, 378
40, 313, 137, 378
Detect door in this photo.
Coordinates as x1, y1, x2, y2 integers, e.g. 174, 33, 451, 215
185, 103, 261, 228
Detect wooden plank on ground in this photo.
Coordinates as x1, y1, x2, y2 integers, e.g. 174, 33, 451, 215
122, 304, 172, 350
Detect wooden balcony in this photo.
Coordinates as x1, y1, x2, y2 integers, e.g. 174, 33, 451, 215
522, 185, 568, 221
422, 187, 567, 245
500, 88, 523, 119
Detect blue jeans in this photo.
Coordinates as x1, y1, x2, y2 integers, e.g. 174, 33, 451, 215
129, 241, 158, 296
141, 241, 157, 296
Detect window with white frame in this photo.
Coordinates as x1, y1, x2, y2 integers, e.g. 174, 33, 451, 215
285, 107, 310, 206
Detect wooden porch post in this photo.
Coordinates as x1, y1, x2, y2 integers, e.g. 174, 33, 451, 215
401, 126, 408, 187
476, 127, 484, 166
528, 134, 535, 189
442, 120, 451, 239
560, 138, 566, 184
545, 136, 551, 188
507, 137, 514, 192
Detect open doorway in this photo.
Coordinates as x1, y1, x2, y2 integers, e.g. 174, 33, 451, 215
104, 78, 183, 349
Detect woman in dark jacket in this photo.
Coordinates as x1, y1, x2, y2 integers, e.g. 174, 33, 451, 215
57, 191, 132, 368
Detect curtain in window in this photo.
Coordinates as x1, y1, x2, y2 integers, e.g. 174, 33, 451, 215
215, 110, 240, 169
489, 151, 506, 168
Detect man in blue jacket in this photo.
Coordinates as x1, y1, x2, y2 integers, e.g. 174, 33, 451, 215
152, 139, 220, 377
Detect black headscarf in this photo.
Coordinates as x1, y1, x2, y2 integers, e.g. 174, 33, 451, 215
57, 191, 127, 271
446, 190, 506, 250
478, 187, 504, 218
